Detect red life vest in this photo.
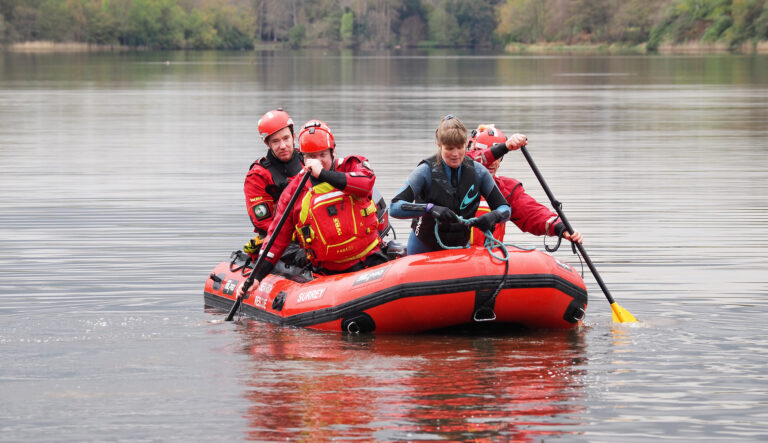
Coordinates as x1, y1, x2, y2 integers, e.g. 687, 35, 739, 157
294, 182, 380, 266
470, 198, 506, 246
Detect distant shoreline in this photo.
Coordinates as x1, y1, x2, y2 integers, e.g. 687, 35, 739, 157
4, 40, 768, 55
505, 41, 768, 55
5, 41, 133, 53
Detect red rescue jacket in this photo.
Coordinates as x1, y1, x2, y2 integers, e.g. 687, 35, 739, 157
470, 175, 558, 246
261, 155, 381, 272
244, 150, 303, 235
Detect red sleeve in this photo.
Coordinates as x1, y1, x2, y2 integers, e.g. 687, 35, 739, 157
244, 166, 276, 235
472, 148, 498, 167
337, 155, 376, 198
498, 176, 557, 236
260, 174, 305, 265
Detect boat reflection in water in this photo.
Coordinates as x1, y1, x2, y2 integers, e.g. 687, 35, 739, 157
233, 321, 587, 441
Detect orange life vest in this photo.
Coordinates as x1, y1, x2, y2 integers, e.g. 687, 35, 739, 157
294, 182, 380, 266
470, 198, 506, 246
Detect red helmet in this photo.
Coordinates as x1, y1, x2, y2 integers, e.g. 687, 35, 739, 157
298, 120, 335, 153
257, 108, 294, 144
467, 125, 506, 151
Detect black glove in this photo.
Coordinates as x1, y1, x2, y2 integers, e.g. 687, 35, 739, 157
473, 211, 504, 232
428, 205, 459, 223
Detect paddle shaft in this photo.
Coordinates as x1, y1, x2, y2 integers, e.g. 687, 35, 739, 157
225, 171, 312, 321
519, 146, 618, 306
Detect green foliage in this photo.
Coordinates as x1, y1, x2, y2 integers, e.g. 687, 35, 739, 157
0, 12, 7, 44
84, 1, 118, 45
428, 1, 460, 46
288, 23, 305, 49
119, 0, 185, 48
443, 0, 496, 47
610, 0, 667, 44
1, 0, 767, 50
340, 10, 354, 47
184, 9, 221, 48
728, 0, 767, 46
399, 14, 427, 46
299, 0, 341, 44
11, 4, 41, 41
647, 15, 674, 51
208, 4, 255, 49
663, 0, 731, 42
702, 14, 733, 41
756, 3, 768, 38
497, 0, 550, 44
37, 0, 74, 41
566, 0, 610, 42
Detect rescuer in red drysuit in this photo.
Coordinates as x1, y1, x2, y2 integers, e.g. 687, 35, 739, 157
243, 108, 304, 257
242, 119, 388, 294
466, 124, 583, 246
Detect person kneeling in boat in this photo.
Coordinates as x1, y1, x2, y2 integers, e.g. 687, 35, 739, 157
239, 119, 389, 296
465, 124, 583, 246
243, 108, 304, 261
389, 115, 511, 254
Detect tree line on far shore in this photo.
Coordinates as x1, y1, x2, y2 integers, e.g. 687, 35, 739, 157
1, 0, 767, 51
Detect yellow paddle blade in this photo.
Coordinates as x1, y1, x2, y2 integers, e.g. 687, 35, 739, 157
611, 302, 638, 323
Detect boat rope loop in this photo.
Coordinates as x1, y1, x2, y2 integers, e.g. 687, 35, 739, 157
434, 216, 509, 322
544, 231, 585, 279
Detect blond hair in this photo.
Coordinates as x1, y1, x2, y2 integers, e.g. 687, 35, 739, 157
434, 115, 467, 165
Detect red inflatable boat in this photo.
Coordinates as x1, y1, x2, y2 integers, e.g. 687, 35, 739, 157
204, 244, 588, 333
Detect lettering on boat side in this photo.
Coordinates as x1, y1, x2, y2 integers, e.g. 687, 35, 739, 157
258, 281, 274, 294
296, 287, 326, 303
253, 295, 268, 309
353, 265, 390, 286
554, 258, 573, 273
223, 279, 239, 295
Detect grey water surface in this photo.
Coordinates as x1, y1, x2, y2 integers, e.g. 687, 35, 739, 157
1, 50, 767, 441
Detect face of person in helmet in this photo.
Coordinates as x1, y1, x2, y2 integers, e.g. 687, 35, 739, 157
486, 158, 502, 176
266, 126, 295, 162
303, 148, 334, 171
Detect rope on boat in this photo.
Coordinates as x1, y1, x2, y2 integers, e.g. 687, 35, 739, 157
544, 229, 586, 279
434, 216, 509, 322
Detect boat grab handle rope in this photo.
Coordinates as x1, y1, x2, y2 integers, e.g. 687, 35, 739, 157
544, 230, 586, 279
433, 216, 510, 322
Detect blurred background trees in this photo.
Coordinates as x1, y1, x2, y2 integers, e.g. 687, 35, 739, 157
0, 0, 765, 50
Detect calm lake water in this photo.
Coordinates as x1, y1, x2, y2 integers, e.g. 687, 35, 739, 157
1, 50, 767, 441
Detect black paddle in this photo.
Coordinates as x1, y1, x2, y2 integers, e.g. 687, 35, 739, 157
225, 171, 311, 321
519, 145, 637, 323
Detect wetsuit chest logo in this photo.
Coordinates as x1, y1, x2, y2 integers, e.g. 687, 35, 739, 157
460, 185, 478, 211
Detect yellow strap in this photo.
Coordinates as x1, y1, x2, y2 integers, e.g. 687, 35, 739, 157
359, 201, 377, 217
299, 182, 337, 224
243, 235, 264, 254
